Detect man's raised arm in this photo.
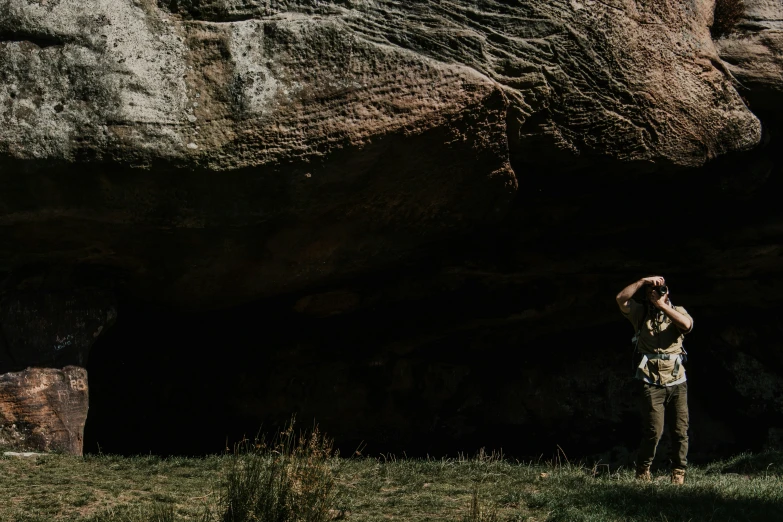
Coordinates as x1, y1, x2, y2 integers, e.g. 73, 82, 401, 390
616, 276, 665, 314
649, 291, 693, 332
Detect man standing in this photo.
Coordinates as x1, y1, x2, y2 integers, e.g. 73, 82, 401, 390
616, 275, 694, 485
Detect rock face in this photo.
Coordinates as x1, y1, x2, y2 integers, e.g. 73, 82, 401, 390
1, 1, 782, 457
0, 283, 113, 454
0, 286, 117, 372
0, 0, 761, 308
0, 366, 89, 455
715, 0, 783, 111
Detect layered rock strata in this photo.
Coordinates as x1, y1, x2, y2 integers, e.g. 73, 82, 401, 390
0, 366, 89, 455
0, 0, 762, 308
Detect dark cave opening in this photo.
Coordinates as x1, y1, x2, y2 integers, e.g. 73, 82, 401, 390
83, 275, 782, 465
82, 110, 783, 463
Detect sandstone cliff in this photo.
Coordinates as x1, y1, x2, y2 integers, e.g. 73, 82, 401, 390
1, 0, 781, 457
0, 0, 763, 307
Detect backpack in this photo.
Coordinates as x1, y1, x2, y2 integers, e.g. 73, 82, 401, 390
630, 302, 688, 376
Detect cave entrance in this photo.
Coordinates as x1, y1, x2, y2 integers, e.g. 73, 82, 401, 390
83, 287, 778, 462
83, 297, 299, 456
82, 290, 646, 460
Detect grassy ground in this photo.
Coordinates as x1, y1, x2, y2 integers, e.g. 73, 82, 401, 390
1, 449, 783, 521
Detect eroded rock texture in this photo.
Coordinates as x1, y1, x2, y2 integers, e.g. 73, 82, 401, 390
716, 0, 783, 111
0, 0, 782, 457
0, 366, 88, 455
0, 0, 762, 308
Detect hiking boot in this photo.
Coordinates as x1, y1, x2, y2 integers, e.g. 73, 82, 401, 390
671, 468, 685, 485
635, 466, 651, 481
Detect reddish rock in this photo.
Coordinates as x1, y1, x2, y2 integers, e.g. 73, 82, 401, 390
0, 284, 113, 454
0, 366, 88, 455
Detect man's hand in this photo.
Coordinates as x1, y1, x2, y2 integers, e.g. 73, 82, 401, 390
641, 276, 665, 287
650, 290, 668, 310
616, 275, 664, 314
658, 297, 694, 332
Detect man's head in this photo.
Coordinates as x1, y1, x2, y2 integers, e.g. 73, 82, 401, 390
645, 284, 670, 304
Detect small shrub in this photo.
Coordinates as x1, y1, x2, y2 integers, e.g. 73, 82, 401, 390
458, 486, 499, 522
217, 419, 338, 522
712, 0, 746, 39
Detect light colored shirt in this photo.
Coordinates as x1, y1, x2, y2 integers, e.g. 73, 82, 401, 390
622, 299, 693, 386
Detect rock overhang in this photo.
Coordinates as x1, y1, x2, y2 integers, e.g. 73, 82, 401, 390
0, 0, 770, 310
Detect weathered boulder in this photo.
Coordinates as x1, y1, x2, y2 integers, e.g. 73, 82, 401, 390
0, 278, 114, 454
0, 366, 88, 455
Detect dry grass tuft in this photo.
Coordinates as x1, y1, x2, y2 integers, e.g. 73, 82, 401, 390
216, 418, 340, 522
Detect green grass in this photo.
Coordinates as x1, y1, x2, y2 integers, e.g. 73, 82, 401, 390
0, 453, 222, 521
2, 449, 783, 522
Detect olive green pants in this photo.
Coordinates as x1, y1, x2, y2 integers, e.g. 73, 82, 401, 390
638, 381, 689, 470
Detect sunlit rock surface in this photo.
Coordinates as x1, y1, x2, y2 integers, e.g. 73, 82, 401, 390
0, 366, 88, 455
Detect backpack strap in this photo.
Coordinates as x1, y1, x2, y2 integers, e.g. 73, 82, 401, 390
630, 303, 646, 373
